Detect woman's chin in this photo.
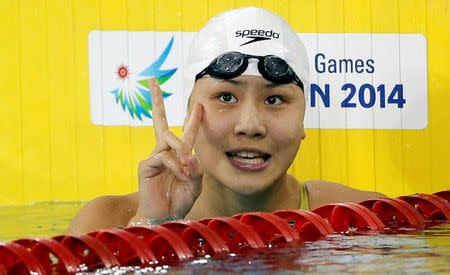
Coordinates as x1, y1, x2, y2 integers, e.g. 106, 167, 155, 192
222, 178, 273, 196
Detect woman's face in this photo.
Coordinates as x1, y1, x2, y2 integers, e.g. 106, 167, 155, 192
188, 75, 306, 195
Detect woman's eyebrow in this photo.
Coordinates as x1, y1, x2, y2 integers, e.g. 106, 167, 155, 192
219, 78, 274, 88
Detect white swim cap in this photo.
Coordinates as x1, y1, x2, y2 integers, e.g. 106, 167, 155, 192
185, 6, 310, 102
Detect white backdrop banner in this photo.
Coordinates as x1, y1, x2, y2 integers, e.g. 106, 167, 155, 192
88, 31, 427, 129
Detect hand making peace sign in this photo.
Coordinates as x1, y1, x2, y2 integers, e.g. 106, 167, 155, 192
131, 78, 204, 223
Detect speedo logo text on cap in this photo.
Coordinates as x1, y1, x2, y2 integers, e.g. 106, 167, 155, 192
235, 29, 280, 46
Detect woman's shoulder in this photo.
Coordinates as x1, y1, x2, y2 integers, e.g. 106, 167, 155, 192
66, 192, 138, 235
302, 180, 386, 210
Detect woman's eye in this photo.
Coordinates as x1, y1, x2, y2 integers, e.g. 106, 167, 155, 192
265, 95, 283, 105
219, 93, 237, 103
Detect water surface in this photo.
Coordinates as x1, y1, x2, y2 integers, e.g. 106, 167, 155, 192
0, 201, 83, 241
0, 203, 449, 274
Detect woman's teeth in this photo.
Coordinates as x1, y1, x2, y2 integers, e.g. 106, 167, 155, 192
227, 151, 270, 164
234, 152, 263, 158
230, 155, 265, 164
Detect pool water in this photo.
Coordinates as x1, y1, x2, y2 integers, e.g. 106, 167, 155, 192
0, 203, 449, 274
0, 202, 83, 241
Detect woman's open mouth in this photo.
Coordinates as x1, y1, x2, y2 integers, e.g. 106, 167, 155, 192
225, 150, 271, 172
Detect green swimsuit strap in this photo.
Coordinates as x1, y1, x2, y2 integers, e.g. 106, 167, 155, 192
298, 182, 310, 211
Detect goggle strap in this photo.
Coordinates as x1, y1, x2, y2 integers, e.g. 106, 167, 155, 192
195, 52, 304, 91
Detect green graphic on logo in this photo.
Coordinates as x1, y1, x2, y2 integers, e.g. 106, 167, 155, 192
111, 36, 177, 120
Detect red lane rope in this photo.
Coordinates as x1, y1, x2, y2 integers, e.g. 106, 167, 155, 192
0, 190, 449, 274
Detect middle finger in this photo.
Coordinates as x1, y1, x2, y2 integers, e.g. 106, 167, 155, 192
182, 103, 203, 151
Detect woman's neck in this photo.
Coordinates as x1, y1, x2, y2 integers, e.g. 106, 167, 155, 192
186, 173, 300, 220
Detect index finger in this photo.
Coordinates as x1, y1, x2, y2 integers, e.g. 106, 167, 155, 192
149, 78, 169, 141
182, 103, 203, 151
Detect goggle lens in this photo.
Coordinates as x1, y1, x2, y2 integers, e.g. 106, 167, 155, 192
265, 56, 288, 76
216, 53, 243, 72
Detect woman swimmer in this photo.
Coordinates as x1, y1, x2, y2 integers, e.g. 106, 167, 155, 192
67, 7, 384, 235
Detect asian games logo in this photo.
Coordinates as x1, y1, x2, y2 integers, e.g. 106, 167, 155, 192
111, 36, 177, 121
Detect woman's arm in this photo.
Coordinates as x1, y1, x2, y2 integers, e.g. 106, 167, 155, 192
66, 193, 138, 235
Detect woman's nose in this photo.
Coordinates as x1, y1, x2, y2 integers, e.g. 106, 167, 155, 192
233, 104, 267, 138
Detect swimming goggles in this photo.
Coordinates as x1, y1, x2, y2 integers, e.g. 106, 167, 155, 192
195, 51, 304, 91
